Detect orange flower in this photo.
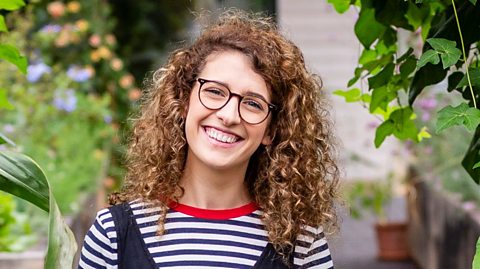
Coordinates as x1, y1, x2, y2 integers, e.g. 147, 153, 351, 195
128, 88, 142, 101
110, 58, 123, 71
90, 50, 101, 62
105, 34, 116, 45
75, 19, 89, 32
98, 46, 112, 59
67, 1, 81, 13
47, 1, 65, 18
89, 34, 101, 47
120, 74, 135, 88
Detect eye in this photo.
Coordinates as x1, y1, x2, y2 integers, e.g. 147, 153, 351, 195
242, 97, 265, 111
202, 86, 227, 98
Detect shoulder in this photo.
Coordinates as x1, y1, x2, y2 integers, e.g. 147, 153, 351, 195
294, 225, 333, 269
78, 207, 118, 268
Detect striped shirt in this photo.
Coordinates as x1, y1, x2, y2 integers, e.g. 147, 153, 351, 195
79, 201, 334, 269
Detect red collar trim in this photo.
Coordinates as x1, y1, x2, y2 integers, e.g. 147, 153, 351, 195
168, 201, 257, 220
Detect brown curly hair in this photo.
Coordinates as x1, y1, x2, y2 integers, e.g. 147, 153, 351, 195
110, 9, 339, 256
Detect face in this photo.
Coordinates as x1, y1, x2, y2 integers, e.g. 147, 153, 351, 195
184, 50, 272, 172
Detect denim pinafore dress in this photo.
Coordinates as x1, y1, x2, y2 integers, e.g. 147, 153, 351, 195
110, 203, 293, 269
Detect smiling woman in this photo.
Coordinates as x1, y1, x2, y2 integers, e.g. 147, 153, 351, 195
78, 9, 340, 269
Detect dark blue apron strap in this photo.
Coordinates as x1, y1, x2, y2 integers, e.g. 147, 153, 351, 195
109, 203, 156, 269
253, 243, 293, 269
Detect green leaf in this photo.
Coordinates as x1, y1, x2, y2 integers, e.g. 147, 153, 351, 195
0, 0, 25, 10
0, 151, 77, 268
0, 15, 6, 32
389, 107, 418, 141
426, 38, 461, 69
354, 8, 386, 48
370, 84, 397, 112
0, 88, 14, 110
473, 162, 480, 170
359, 49, 377, 65
399, 55, 417, 79
368, 63, 395, 89
462, 126, 480, 183
375, 120, 394, 148
333, 88, 362, 102
456, 69, 480, 88
0, 151, 49, 212
469, 0, 477, 5
327, 0, 351, 13
473, 237, 480, 269
0, 44, 27, 74
436, 103, 480, 133
417, 50, 440, 69
405, 1, 430, 30
0, 132, 16, 146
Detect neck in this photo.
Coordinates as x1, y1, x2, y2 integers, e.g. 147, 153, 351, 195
179, 155, 251, 209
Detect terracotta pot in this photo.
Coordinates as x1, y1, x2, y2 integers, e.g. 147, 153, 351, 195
375, 222, 410, 261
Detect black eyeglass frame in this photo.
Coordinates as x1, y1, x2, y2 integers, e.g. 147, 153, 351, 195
197, 78, 277, 125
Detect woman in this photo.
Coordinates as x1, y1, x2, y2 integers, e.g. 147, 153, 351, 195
79, 10, 339, 269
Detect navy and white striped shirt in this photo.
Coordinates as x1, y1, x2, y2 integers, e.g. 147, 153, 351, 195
79, 201, 334, 269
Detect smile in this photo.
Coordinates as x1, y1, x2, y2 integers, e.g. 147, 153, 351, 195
204, 127, 240, 144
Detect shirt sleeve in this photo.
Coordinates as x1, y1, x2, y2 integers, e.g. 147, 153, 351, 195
294, 226, 334, 269
78, 208, 118, 269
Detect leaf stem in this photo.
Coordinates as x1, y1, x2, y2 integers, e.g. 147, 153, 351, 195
451, 0, 476, 109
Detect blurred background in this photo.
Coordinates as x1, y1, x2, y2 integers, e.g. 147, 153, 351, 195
0, 0, 479, 269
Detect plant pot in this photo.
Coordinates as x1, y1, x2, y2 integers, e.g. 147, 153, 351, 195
375, 222, 410, 261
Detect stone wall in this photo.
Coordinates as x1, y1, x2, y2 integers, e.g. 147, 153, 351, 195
408, 178, 480, 269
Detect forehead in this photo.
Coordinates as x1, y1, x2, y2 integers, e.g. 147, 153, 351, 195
198, 50, 271, 99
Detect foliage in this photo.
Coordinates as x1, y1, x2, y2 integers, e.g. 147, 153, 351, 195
0, 5, 116, 213
0, 192, 36, 252
344, 174, 394, 223
330, 0, 480, 182
0, 0, 77, 267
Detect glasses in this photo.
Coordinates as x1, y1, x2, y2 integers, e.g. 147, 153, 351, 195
197, 78, 276, 125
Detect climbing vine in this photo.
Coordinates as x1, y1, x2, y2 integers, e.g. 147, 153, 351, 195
330, 0, 480, 182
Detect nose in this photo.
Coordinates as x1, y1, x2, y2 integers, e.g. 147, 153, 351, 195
215, 96, 242, 126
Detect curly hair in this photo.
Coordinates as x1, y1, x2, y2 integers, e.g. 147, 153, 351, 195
110, 9, 339, 256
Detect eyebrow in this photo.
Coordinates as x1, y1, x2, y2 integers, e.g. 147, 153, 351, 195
205, 78, 270, 103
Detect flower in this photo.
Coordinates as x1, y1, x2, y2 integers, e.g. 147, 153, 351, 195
103, 115, 113, 124
67, 65, 93, 82
27, 62, 52, 82
47, 1, 65, 19
67, 1, 81, 13
40, 24, 62, 33
97, 46, 112, 59
89, 34, 101, 47
418, 97, 437, 111
128, 88, 142, 101
53, 89, 77, 112
120, 74, 135, 88
75, 20, 89, 32
110, 58, 123, 71
105, 34, 116, 45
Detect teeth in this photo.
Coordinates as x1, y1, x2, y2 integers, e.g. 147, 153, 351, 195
205, 128, 239, 143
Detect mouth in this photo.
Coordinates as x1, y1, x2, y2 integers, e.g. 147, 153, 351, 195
204, 127, 242, 144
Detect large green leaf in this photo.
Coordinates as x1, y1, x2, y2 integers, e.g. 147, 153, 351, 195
0, 151, 49, 211
0, 44, 27, 74
416, 49, 440, 69
354, 8, 386, 48
408, 61, 447, 105
462, 126, 480, 183
436, 103, 480, 133
426, 38, 461, 69
327, 0, 352, 13
0, 151, 77, 269
0, 88, 14, 110
473, 237, 480, 269
0, 0, 25, 11
0, 15, 6, 32
368, 63, 394, 89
